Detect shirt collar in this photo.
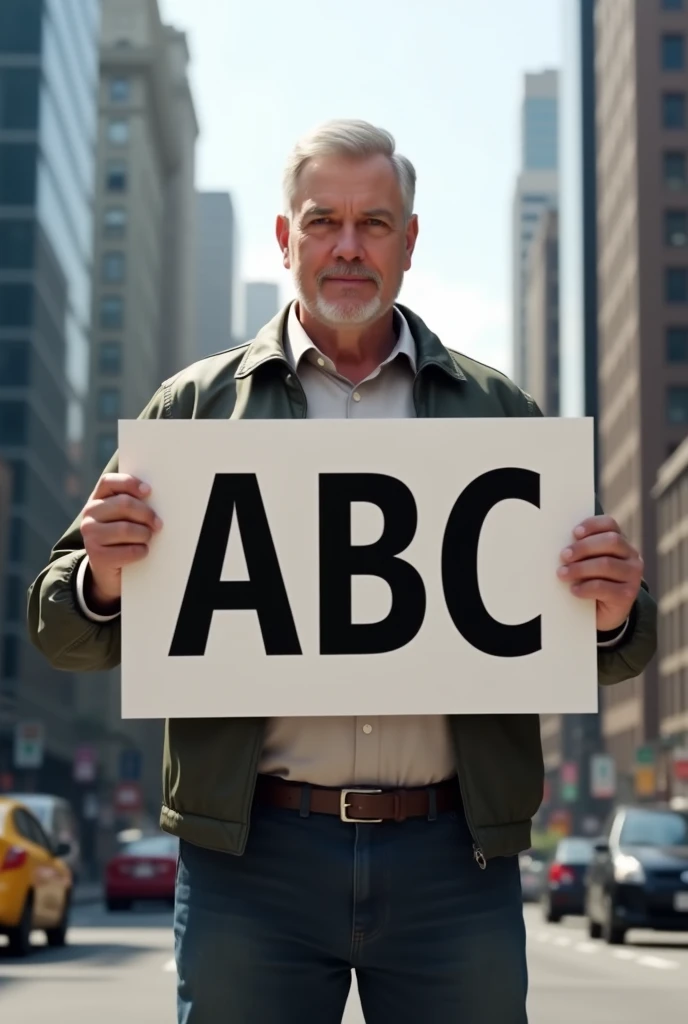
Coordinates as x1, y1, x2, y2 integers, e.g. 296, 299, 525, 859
285, 301, 417, 374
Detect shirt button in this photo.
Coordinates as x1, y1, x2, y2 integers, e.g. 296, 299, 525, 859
317, 357, 325, 367
362, 724, 373, 735
353, 392, 361, 402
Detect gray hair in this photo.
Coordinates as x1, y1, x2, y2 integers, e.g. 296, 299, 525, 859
283, 119, 417, 221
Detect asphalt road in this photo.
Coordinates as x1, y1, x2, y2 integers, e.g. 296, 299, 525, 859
1, 901, 687, 1022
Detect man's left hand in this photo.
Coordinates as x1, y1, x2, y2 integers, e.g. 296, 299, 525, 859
557, 515, 644, 632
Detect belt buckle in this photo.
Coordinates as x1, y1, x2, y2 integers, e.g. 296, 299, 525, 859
340, 788, 383, 823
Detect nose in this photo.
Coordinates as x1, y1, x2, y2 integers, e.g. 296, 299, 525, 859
331, 223, 365, 262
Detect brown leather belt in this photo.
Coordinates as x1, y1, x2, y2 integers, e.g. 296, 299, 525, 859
255, 774, 460, 823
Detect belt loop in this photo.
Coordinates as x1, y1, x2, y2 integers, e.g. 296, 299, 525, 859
427, 787, 437, 822
299, 783, 312, 818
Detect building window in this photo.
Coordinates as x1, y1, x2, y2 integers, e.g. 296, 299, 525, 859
0, 142, 37, 204
96, 432, 118, 467
663, 35, 685, 70
0, 282, 32, 326
663, 0, 684, 10
98, 388, 120, 422
0, 401, 28, 444
0, 0, 42, 53
8, 460, 26, 502
666, 209, 688, 246
4, 575, 20, 622
0, 341, 30, 385
668, 385, 688, 423
0, 67, 39, 129
103, 207, 127, 237
106, 160, 127, 192
109, 77, 130, 103
102, 252, 126, 283
107, 119, 129, 145
98, 341, 122, 375
0, 220, 34, 269
665, 151, 687, 189
9, 517, 23, 560
664, 92, 686, 128
99, 296, 124, 329
667, 326, 688, 360
1, 635, 18, 679
666, 267, 688, 301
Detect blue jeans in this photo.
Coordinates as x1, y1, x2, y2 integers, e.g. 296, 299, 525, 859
174, 801, 528, 1023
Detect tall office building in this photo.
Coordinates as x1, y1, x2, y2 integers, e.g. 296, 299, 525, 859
245, 281, 280, 340
512, 70, 559, 388
0, 0, 100, 790
84, 0, 198, 817
595, 0, 688, 792
195, 192, 236, 359
524, 208, 560, 416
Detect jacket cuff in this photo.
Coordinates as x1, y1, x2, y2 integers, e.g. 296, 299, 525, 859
596, 618, 630, 648
75, 557, 121, 622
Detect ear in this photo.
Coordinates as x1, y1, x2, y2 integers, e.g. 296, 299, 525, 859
276, 215, 291, 270
403, 214, 419, 271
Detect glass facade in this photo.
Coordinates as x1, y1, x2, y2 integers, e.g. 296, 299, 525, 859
0, 0, 100, 762
523, 96, 559, 171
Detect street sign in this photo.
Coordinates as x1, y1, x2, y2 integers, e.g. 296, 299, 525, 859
672, 748, 688, 782
13, 721, 44, 769
82, 793, 100, 821
590, 754, 616, 798
119, 748, 142, 782
73, 746, 98, 783
560, 762, 579, 803
113, 782, 143, 814
636, 745, 655, 765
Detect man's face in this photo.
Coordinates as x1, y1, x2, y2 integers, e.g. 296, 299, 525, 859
277, 154, 418, 327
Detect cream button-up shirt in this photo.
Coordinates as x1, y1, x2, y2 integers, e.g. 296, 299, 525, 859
257, 304, 457, 788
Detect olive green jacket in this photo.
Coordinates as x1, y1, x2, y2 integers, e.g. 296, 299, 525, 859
27, 304, 657, 861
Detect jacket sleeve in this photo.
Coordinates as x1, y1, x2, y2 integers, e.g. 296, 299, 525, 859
520, 389, 658, 687
26, 387, 169, 673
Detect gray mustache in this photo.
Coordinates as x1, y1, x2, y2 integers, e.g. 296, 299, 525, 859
317, 267, 381, 286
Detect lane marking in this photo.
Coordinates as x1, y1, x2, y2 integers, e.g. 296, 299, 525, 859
553, 936, 572, 947
163, 958, 177, 973
636, 955, 679, 971
575, 942, 599, 954
613, 950, 637, 961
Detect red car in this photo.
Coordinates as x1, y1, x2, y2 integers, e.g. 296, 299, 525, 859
105, 834, 178, 911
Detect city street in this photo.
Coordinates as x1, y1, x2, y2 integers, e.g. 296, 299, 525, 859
0, 901, 687, 1022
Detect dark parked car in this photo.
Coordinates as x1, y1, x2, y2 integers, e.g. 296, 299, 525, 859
585, 805, 688, 945
541, 836, 594, 923
105, 834, 178, 911
519, 850, 547, 903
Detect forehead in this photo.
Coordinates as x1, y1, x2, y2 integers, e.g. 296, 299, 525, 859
293, 153, 403, 213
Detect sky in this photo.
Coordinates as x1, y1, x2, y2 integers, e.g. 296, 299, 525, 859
160, 0, 561, 376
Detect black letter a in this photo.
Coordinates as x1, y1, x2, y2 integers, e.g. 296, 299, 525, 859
319, 474, 426, 655
169, 474, 301, 656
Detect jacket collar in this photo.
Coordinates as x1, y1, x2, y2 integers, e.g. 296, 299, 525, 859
234, 301, 466, 383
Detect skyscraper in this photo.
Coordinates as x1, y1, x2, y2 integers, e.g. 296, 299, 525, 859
595, 0, 688, 793
524, 208, 560, 416
195, 192, 236, 359
0, 0, 100, 791
245, 282, 281, 340
512, 70, 559, 389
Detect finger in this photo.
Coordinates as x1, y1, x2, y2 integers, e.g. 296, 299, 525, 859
84, 493, 161, 530
83, 522, 153, 548
558, 555, 640, 585
561, 531, 633, 565
91, 473, 151, 501
572, 515, 620, 540
569, 579, 638, 602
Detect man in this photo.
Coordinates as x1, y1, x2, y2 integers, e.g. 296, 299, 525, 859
28, 120, 656, 1023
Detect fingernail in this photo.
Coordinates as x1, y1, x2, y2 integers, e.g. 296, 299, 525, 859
154, 516, 163, 530
561, 547, 574, 561
558, 566, 569, 577
139, 482, 151, 495
574, 526, 585, 538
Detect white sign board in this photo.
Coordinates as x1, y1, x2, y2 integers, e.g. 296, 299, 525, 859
119, 418, 597, 719
13, 721, 44, 769
590, 754, 617, 799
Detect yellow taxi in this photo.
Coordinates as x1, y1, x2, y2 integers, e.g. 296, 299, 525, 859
0, 796, 72, 956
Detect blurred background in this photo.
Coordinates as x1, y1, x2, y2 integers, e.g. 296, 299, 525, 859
0, 0, 687, 938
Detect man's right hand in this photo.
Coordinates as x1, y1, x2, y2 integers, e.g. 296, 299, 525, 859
80, 474, 162, 613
